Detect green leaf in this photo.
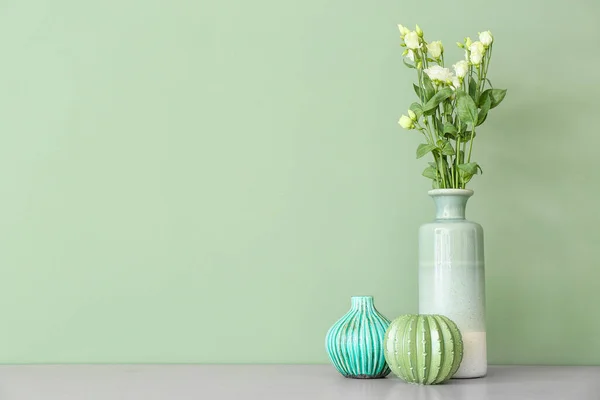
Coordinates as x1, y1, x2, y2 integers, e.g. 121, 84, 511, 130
460, 130, 477, 142
456, 90, 478, 124
422, 88, 453, 114
443, 123, 458, 135
458, 162, 479, 176
477, 112, 488, 126
479, 88, 507, 109
416, 143, 437, 159
477, 95, 492, 127
439, 141, 455, 156
458, 163, 482, 183
422, 75, 435, 101
428, 162, 437, 169
436, 116, 444, 129
442, 128, 456, 139
409, 102, 424, 119
403, 59, 416, 69
413, 84, 423, 99
422, 166, 438, 180
444, 101, 453, 117
468, 77, 477, 101
461, 174, 474, 185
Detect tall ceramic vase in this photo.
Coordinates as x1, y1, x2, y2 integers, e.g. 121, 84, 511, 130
418, 189, 486, 378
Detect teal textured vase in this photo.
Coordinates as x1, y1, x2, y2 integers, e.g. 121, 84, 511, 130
325, 296, 391, 379
419, 189, 487, 378
384, 314, 463, 385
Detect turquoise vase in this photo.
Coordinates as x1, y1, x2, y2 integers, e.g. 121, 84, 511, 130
325, 296, 391, 379
418, 189, 486, 378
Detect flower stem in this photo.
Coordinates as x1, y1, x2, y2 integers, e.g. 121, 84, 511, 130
455, 136, 461, 187
432, 153, 441, 188
461, 140, 467, 188
417, 69, 425, 104
437, 155, 447, 188
467, 127, 476, 163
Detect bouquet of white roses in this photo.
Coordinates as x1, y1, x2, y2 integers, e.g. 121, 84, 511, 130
397, 24, 507, 189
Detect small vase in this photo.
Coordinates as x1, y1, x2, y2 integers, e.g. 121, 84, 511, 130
325, 296, 391, 379
418, 189, 487, 378
384, 314, 463, 384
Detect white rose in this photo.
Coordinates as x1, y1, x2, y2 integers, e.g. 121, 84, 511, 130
453, 60, 469, 78
398, 115, 415, 129
398, 24, 410, 37
406, 49, 415, 62
415, 24, 423, 37
451, 76, 461, 90
469, 41, 485, 65
404, 31, 421, 50
424, 65, 453, 83
470, 51, 483, 65
427, 41, 443, 59
479, 31, 493, 47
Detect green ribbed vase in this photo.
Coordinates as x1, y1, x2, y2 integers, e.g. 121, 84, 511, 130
325, 296, 391, 379
384, 314, 463, 385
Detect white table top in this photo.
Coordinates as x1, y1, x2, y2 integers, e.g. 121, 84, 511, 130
0, 364, 598, 399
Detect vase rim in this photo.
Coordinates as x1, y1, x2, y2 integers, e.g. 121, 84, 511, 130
428, 189, 474, 197
351, 295, 373, 299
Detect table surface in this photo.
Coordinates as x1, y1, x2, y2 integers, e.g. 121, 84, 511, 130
0, 364, 598, 399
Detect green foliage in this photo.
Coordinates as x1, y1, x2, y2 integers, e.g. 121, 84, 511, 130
410, 102, 424, 119
397, 27, 506, 188
403, 59, 416, 69
438, 140, 455, 156
422, 75, 435, 101
468, 76, 477, 101
456, 90, 478, 124
442, 123, 458, 139
423, 88, 453, 114
417, 143, 437, 159
479, 88, 507, 109
422, 165, 437, 180
413, 84, 422, 99
477, 95, 492, 127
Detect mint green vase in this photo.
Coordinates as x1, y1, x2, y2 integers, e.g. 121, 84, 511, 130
325, 296, 391, 379
419, 189, 486, 378
384, 314, 463, 384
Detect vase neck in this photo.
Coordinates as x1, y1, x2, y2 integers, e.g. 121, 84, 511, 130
429, 189, 473, 220
350, 296, 375, 312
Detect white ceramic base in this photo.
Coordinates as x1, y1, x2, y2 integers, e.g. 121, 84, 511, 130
453, 331, 487, 378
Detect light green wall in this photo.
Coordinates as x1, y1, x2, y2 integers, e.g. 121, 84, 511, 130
0, 0, 598, 364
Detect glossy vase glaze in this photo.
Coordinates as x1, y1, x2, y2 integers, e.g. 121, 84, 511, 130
325, 296, 391, 379
418, 189, 486, 378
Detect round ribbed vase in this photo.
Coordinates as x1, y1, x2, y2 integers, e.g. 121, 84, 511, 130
384, 314, 463, 384
325, 296, 391, 379
418, 189, 487, 378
